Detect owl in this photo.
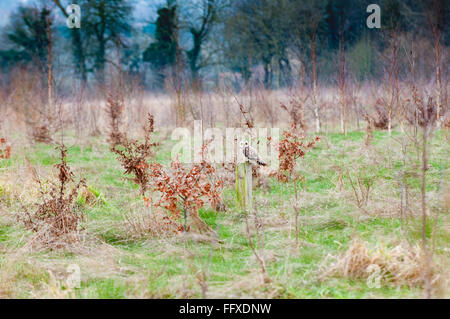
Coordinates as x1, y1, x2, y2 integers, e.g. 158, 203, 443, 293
239, 140, 267, 166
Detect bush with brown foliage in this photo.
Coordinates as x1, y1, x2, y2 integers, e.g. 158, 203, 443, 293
32, 125, 53, 143
277, 123, 319, 183
365, 98, 390, 130
280, 95, 308, 132
20, 144, 86, 248
237, 98, 254, 129
105, 91, 126, 146
276, 123, 319, 247
146, 146, 224, 234
405, 87, 438, 128
154, 161, 222, 233
112, 116, 223, 234
111, 113, 158, 195
0, 137, 11, 159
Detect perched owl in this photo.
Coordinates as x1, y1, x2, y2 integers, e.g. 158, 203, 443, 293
239, 140, 267, 166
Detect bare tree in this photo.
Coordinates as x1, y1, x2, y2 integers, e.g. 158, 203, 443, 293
183, 0, 226, 86
424, 0, 447, 127
53, 0, 87, 82
295, 0, 327, 133
337, 7, 347, 136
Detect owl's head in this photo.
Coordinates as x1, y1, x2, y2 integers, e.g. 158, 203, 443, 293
239, 140, 249, 149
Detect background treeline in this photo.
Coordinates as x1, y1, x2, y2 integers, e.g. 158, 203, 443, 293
0, 0, 449, 93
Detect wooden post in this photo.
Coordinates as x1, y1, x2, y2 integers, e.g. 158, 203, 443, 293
236, 162, 253, 211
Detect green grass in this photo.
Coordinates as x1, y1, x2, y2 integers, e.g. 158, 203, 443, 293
0, 128, 448, 298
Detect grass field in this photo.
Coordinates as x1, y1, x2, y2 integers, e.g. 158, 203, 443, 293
0, 128, 448, 298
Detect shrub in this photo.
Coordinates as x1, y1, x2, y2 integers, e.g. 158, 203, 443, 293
106, 91, 126, 146
146, 155, 224, 233
20, 144, 86, 248
111, 113, 158, 195
280, 95, 308, 132
112, 115, 223, 234
0, 137, 11, 159
277, 123, 319, 183
404, 87, 438, 128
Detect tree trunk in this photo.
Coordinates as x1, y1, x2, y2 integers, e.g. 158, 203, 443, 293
188, 31, 202, 88
52, 1, 87, 82
311, 34, 320, 133
72, 30, 87, 82
434, 28, 442, 127
263, 62, 272, 89
338, 24, 346, 135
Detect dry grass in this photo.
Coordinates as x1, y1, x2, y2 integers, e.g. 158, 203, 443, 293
0, 77, 448, 298
122, 207, 180, 240
323, 237, 448, 296
208, 273, 291, 299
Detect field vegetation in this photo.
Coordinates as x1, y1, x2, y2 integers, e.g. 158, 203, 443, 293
0, 0, 448, 299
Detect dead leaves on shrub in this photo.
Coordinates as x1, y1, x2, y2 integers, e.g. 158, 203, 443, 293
0, 137, 11, 159
20, 144, 86, 249
112, 115, 223, 235
106, 91, 126, 146
277, 123, 319, 182
111, 113, 158, 195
